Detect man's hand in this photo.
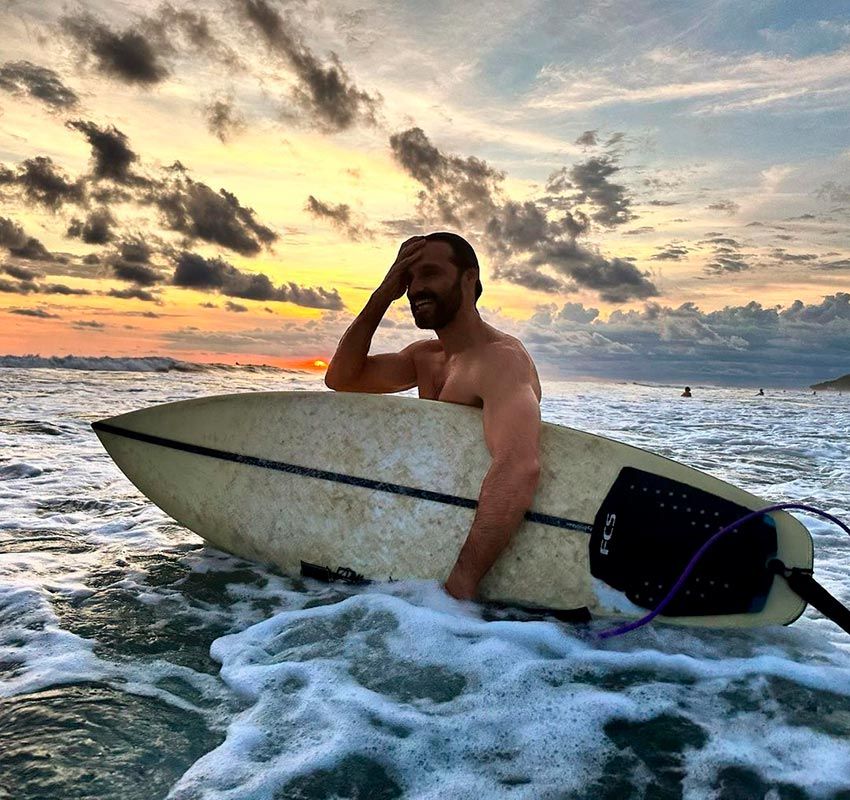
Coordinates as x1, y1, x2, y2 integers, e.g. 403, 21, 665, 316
376, 236, 426, 301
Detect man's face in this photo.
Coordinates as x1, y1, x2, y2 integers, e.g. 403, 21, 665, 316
406, 240, 465, 330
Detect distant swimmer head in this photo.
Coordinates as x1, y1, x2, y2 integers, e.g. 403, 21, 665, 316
407, 232, 481, 331
681, 386, 692, 397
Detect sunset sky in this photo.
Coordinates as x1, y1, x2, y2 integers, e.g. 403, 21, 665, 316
1, 0, 848, 385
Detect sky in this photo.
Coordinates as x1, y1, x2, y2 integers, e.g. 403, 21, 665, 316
0, 0, 848, 386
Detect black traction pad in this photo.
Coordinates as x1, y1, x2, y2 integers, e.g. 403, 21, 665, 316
589, 467, 777, 617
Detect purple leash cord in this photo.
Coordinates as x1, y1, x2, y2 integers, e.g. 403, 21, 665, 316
596, 502, 850, 639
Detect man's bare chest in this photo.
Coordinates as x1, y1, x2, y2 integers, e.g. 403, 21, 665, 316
416, 352, 483, 408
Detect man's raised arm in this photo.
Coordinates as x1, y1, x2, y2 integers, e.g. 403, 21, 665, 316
324, 236, 425, 393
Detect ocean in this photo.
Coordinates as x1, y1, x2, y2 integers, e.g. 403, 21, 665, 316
1, 361, 849, 800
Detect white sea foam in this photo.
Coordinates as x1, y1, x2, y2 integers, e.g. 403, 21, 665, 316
1, 368, 849, 798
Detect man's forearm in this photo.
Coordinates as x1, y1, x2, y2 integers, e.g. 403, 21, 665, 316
325, 289, 392, 386
447, 461, 540, 593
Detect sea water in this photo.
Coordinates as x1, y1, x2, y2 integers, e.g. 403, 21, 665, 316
1, 362, 849, 800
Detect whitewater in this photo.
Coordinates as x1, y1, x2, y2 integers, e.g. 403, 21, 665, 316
1, 361, 849, 799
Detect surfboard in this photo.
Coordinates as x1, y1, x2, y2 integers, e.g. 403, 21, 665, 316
91, 390, 813, 628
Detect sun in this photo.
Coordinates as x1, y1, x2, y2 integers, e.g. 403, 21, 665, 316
313, 359, 327, 368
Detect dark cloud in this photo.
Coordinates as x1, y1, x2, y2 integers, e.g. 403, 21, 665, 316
546, 156, 633, 227
148, 174, 278, 255
172, 251, 344, 309
0, 273, 92, 296
0, 60, 79, 109
705, 256, 750, 274
204, 96, 246, 143
9, 307, 60, 318
389, 126, 504, 226
520, 294, 850, 386
60, 3, 234, 100
389, 126, 654, 302
199, 301, 217, 308
575, 130, 598, 147
118, 237, 152, 263
818, 258, 850, 270
651, 245, 689, 261
0, 217, 53, 261
305, 195, 370, 240
770, 248, 818, 263
489, 263, 571, 293
112, 261, 163, 285
485, 200, 552, 254
235, 0, 382, 132
67, 207, 117, 244
623, 226, 655, 236
82, 253, 102, 265
703, 236, 741, 247
1, 156, 86, 210
72, 319, 105, 330
3, 264, 40, 281
66, 120, 139, 182
526, 239, 658, 303
107, 286, 160, 302
60, 11, 171, 85
647, 199, 679, 206
0, 278, 37, 294
225, 300, 248, 312
707, 199, 740, 215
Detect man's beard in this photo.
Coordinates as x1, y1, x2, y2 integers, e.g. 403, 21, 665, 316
411, 276, 463, 330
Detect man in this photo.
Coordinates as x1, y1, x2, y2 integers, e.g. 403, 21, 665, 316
324, 232, 542, 601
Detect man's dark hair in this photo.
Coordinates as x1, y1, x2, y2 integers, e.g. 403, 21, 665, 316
423, 231, 482, 302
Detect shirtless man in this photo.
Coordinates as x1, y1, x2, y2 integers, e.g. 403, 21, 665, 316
324, 232, 542, 601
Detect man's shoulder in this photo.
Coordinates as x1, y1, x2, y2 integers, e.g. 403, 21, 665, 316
484, 335, 535, 367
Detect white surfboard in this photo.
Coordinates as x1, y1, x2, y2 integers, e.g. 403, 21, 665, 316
92, 391, 812, 627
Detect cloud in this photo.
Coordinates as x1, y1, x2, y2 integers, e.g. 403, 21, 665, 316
0, 60, 79, 109
517, 293, 850, 386
61, 11, 171, 85
107, 286, 160, 302
526, 239, 658, 303
147, 171, 278, 255
651, 245, 689, 261
72, 319, 105, 330
66, 120, 140, 182
817, 182, 850, 204
0, 156, 86, 210
0, 217, 54, 260
171, 251, 344, 309
3, 264, 40, 281
111, 261, 163, 285
525, 46, 850, 117
225, 300, 248, 312
389, 126, 504, 226
204, 96, 246, 143
67, 207, 117, 245
575, 130, 598, 147
234, 0, 382, 132
305, 195, 372, 241
549, 156, 634, 227
707, 199, 740, 215
389, 126, 656, 302
9, 307, 60, 318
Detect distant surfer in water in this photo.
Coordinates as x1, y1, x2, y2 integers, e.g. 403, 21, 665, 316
681, 386, 692, 397
757, 388, 765, 396
324, 232, 542, 601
